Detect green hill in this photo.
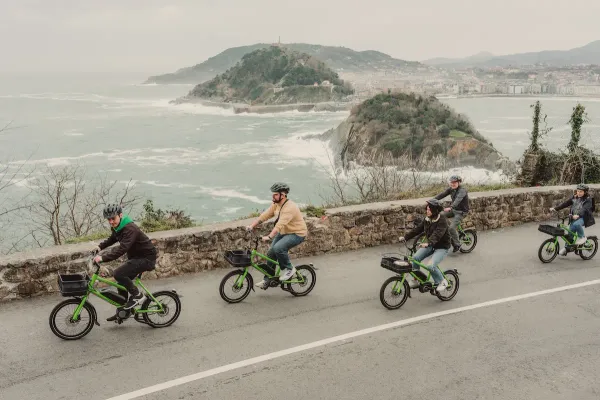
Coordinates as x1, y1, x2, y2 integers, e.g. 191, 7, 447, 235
145, 43, 422, 84
178, 46, 355, 105
322, 92, 515, 172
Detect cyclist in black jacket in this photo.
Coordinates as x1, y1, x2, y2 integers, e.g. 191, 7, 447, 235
435, 175, 469, 253
399, 199, 450, 293
93, 204, 157, 316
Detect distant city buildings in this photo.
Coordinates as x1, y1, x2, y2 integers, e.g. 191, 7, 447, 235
340, 64, 600, 99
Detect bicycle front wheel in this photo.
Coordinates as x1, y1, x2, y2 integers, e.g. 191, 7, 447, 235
219, 270, 252, 303
538, 238, 559, 263
49, 299, 96, 340
379, 276, 410, 310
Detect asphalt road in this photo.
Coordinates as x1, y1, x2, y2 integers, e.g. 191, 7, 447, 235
1, 221, 600, 400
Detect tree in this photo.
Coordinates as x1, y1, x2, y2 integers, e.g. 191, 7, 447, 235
0, 121, 36, 254
567, 103, 589, 153
27, 163, 139, 246
527, 101, 552, 152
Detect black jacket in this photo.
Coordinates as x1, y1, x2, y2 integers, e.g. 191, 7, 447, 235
435, 186, 469, 213
99, 218, 157, 263
404, 214, 452, 250
555, 195, 596, 228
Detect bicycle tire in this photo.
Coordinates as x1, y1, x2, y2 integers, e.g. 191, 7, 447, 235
379, 276, 410, 310
459, 229, 477, 253
286, 265, 316, 296
538, 238, 558, 263
219, 270, 253, 303
142, 291, 182, 328
49, 298, 96, 340
579, 237, 598, 260
436, 270, 459, 301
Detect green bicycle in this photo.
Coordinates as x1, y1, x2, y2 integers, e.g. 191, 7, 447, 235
219, 233, 317, 303
537, 210, 598, 263
379, 242, 460, 310
49, 255, 182, 340
411, 216, 477, 253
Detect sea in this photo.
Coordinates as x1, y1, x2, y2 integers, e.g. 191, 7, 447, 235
1, 71, 599, 251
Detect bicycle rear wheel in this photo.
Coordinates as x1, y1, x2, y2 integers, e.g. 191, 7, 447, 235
286, 265, 316, 296
142, 291, 182, 328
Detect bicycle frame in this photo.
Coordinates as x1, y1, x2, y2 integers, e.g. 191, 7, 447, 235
72, 260, 164, 320
390, 243, 449, 294
232, 236, 307, 288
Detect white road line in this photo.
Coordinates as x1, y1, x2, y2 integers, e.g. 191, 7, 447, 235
106, 278, 600, 400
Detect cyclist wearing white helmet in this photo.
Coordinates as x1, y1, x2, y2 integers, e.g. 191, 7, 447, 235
247, 182, 308, 289
550, 183, 596, 254
399, 198, 450, 293
435, 175, 469, 253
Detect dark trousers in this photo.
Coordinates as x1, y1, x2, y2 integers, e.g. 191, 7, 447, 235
113, 258, 156, 299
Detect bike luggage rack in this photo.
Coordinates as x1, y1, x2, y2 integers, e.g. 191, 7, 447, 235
224, 250, 252, 267
380, 254, 413, 274
57, 273, 90, 297
538, 224, 566, 237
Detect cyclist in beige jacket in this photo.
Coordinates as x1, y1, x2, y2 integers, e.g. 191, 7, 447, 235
247, 182, 307, 289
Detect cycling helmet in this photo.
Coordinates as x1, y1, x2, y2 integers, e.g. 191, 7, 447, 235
425, 198, 443, 214
270, 182, 290, 194
449, 175, 462, 183
103, 203, 122, 219
576, 183, 589, 192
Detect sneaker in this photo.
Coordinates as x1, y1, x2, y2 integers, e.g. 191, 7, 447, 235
255, 279, 268, 289
436, 279, 449, 293
576, 237, 587, 246
452, 244, 461, 253
123, 292, 145, 310
559, 248, 567, 256
279, 267, 296, 281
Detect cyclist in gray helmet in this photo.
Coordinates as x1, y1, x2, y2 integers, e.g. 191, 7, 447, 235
435, 175, 469, 253
550, 183, 596, 253
399, 198, 450, 293
247, 182, 308, 289
93, 203, 157, 319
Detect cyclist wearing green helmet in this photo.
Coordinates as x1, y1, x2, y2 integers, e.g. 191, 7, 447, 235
247, 182, 308, 289
550, 183, 596, 253
435, 174, 469, 253
399, 198, 450, 293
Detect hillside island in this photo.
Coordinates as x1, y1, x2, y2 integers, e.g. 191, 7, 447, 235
171, 46, 357, 114
313, 91, 516, 173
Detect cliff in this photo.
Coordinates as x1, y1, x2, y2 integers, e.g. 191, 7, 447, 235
317, 92, 516, 173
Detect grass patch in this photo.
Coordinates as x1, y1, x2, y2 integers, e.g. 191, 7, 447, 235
449, 130, 468, 138
302, 205, 327, 218
65, 231, 111, 244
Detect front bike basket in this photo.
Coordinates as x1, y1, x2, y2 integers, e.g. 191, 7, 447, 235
380, 254, 413, 274
538, 224, 566, 237
224, 250, 252, 267
57, 273, 90, 297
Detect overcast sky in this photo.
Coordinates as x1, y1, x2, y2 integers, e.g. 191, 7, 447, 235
1, 0, 598, 74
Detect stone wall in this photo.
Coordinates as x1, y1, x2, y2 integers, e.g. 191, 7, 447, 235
1, 185, 597, 302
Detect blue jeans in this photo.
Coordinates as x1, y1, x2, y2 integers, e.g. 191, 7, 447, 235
265, 233, 305, 279
411, 246, 448, 284
570, 218, 585, 239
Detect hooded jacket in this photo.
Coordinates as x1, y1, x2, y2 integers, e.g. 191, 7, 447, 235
404, 213, 452, 250
99, 215, 157, 262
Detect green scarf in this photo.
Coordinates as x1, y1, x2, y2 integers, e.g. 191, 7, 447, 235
114, 214, 133, 232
